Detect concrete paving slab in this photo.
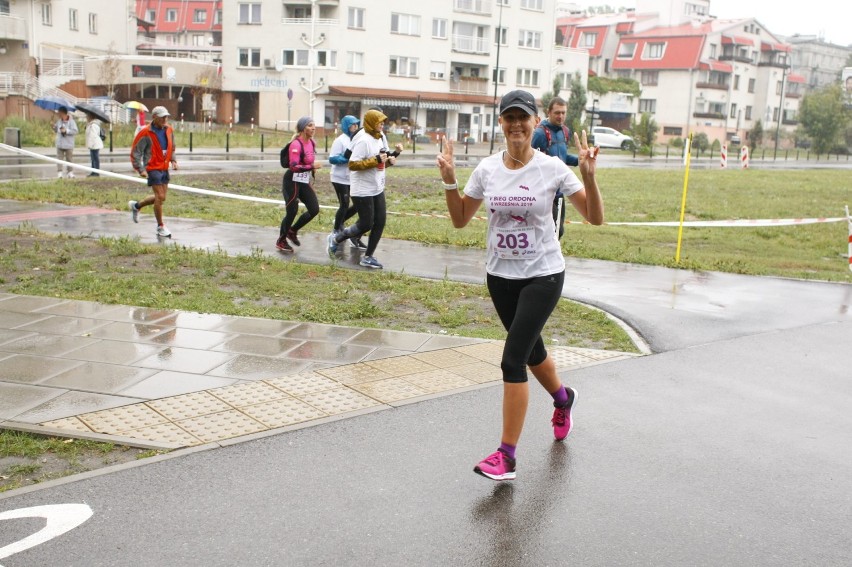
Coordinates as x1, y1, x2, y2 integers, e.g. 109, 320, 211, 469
41, 362, 157, 394
12, 391, 145, 424
0, 383, 66, 421
116, 370, 238, 399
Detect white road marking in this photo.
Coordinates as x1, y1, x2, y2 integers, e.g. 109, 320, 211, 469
0, 504, 93, 561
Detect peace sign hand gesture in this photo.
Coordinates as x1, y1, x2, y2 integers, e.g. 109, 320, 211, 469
574, 129, 600, 177
436, 137, 456, 185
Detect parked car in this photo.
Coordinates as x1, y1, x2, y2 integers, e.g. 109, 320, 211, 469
592, 127, 634, 150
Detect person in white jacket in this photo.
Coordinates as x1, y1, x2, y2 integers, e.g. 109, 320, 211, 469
53, 106, 78, 178
84, 113, 104, 177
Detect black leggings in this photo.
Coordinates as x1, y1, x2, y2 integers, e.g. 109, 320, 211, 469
486, 271, 565, 383
336, 193, 386, 256
279, 171, 319, 237
332, 181, 358, 231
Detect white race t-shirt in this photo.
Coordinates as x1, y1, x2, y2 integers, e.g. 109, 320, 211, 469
464, 151, 583, 279
329, 133, 352, 185
348, 129, 385, 197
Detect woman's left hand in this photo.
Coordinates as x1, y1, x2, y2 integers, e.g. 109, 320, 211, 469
574, 130, 599, 176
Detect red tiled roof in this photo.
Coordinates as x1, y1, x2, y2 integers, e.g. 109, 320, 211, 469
616, 21, 634, 34
612, 35, 705, 70
570, 25, 609, 56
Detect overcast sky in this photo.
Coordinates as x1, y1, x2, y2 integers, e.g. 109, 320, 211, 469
571, 1, 851, 47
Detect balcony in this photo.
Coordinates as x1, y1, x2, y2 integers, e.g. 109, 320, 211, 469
452, 34, 489, 55
692, 112, 725, 120
0, 14, 26, 41
450, 76, 489, 95
719, 54, 753, 64
695, 82, 729, 90
281, 18, 338, 26
454, 0, 492, 15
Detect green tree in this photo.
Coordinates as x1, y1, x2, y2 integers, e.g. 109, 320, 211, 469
540, 76, 562, 114
565, 73, 587, 135
798, 84, 849, 154
692, 132, 710, 154
629, 113, 658, 150
748, 119, 764, 152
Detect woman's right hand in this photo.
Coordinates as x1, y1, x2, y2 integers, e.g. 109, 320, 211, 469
436, 137, 455, 183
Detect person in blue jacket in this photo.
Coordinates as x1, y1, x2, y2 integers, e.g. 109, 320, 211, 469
531, 96, 579, 239
328, 115, 366, 250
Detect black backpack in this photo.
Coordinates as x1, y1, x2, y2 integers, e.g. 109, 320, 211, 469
280, 138, 312, 169
98, 125, 106, 142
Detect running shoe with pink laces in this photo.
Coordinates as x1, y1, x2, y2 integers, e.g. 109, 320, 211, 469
552, 387, 577, 441
474, 449, 516, 481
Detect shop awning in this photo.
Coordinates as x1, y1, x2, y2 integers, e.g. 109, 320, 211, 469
362, 97, 461, 111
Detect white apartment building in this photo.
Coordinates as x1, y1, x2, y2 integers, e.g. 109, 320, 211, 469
218, 0, 589, 139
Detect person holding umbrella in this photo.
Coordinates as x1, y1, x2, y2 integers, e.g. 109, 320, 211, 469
53, 106, 78, 178
83, 110, 105, 177
129, 106, 179, 238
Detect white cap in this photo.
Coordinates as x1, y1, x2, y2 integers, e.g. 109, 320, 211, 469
151, 106, 171, 118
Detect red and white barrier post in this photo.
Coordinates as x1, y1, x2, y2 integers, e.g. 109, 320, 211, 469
720, 144, 727, 168
740, 146, 749, 169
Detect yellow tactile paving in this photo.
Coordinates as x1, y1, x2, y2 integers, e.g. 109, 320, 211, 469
124, 422, 204, 446
208, 381, 291, 406
299, 387, 382, 415
265, 372, 341, 396
79, 404, 168, 435
175, 409, 267, 444
239, 397, 327, 429
35, 344, 638, 448
315, 363, 393, 385
401, 369, 478, 394
410, 349, 481, 369
351, 377, 430, 404
41, 416, 95, 433
146, 391, 232, 422
362, 356, 436, 377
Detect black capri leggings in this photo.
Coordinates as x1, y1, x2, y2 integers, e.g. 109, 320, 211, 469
486, 271, 565, 383
279, 170, 319, 237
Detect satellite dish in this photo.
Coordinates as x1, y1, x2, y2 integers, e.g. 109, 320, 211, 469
275, 59, 284, 72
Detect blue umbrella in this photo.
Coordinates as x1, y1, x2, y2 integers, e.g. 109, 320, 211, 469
34, 96, 76, 112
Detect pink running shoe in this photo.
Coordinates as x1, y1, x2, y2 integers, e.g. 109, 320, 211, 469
474, 449, 516, 481
552, 387, 577, 441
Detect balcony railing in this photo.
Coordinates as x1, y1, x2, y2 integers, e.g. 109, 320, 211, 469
692, 112, 725, 119
695, 82, 728, 90
719, 55, 753, 64
281, 18, 338, 26
0, 14, 27, 41
452, 34, 489, 55
449, 76, 489, 94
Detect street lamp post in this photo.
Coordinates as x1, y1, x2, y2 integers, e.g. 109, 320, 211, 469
773, 63, 788, 159
489, 0, 504, 154
590, 98, 599, 141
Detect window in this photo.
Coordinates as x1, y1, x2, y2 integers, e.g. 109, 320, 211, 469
640, 71, 658, 86
617, 42, 636, 58
495, 27, 508, 46
238, 3, 261, 24
776, 80, 784, 95
391, 13, 420, 36
745, 105, 752, 120
145, 9, 155, 22
644, 42, 665, 59
430, 61, 446, 79
638, 99, 656, 113
493, 67, 506, 84
518, 30, 541, 49
69, 8, 78, 31
283, 49, 309, 66
497, 0, 510, 5
42, 3, 52, 25
389, 56, 418, 77
215, 10, 222, 24
433, 18, 447, 39
734, 75, 740, 90
238, 48, 261, 68
193, 9, 207, 23
521, 0, 543, 10
0, 0, 9, 15
516, 68, 539, 87
348, 7, 365, 29
709, 102, 725, 115
747, 78, 755, 93
772, 107, 779, 121
193, 35, 205, 46
88, 13, 97, 34
581, 32, 597, 48
317, 51, 337, 68
684, 2, 707, 16
709, 44, 717, 58
166, 9, 177, 22
663, 126, 683, 136
347, 51, 364, 74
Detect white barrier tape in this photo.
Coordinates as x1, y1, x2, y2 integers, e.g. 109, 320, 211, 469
0, 144, 845, 230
